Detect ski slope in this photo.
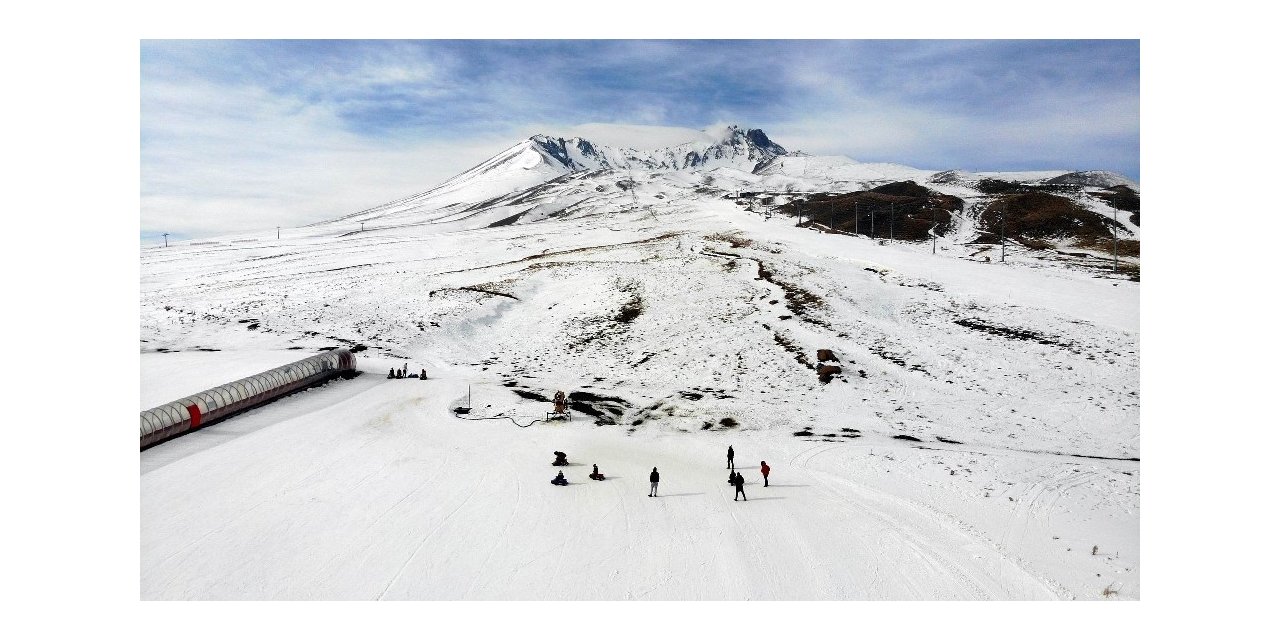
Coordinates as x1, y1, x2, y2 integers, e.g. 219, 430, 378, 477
141, 198, 1138, 600
143, 372, 1133, 600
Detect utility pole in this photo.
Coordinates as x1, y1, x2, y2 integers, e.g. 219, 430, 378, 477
931, 205, 937, 254
162, 233, 169, 248
890, 203, 895, 241
830, 201, 834, 233
1112, 195, 1119, 272
1000, 203, 1006, 263
361, 222, 365, 232
277, 226, 280, 240
854, 201, 859, 235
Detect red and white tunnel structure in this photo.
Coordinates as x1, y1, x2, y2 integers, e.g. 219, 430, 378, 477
140, 349, 358, 450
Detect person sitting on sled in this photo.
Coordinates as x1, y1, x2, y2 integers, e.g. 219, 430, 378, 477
589, 464, 605, 481
553, 451, 569, 466
551, 471, 568, 486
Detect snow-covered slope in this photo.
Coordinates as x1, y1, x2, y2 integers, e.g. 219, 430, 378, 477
321, 125, 793, 230
308, 125, 1138, 262
140, 127, 1140, 600
1042, 170, 1139, 190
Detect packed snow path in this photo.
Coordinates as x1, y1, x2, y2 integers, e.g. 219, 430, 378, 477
142, 373, 1111, 599
142, 376, 1135, 600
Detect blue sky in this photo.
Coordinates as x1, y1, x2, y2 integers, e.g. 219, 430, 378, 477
141, 40, 1139, 239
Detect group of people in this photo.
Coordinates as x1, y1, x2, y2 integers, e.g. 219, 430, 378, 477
549, 455, 606, 485
386, 363, 428, 380
726, 445, 770, 501
548, 445, 771, 502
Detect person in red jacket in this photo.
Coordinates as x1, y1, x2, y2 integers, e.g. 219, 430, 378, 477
760, 461, 770, 487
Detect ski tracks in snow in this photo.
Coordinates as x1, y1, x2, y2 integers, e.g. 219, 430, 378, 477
377, 465, 492, 600
461, 469, 523, 599
1000, 464, 1096, 560
792, 442, 1068, 599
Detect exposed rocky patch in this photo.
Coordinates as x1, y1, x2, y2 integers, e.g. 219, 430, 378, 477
779, 181, 962, 241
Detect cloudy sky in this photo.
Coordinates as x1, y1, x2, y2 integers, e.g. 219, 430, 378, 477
141, 40, 1139, 239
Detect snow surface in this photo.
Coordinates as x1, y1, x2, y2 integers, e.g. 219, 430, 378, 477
141, 132, 1139, 600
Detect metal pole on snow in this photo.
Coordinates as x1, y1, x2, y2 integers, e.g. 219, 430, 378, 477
1000, 203, 1007, 263
1112, 196, 1119, 272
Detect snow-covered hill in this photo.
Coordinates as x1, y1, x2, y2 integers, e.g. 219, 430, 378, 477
321, 125, 792, 229
310, 125, 1138, 261
141, 126, 1140, 600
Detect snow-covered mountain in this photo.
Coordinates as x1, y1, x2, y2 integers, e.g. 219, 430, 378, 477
141, 124, 1140, 601
323, 125, 794, 229
1042, 170, 1139, 190
528, 125, 788, 173
316, 125, 1139, 261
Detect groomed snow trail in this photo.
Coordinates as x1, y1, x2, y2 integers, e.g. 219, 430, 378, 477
142, 378, 1068, 600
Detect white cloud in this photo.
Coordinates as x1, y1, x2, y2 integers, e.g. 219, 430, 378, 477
766, 91, 1138, 175
141, 77, 528, 238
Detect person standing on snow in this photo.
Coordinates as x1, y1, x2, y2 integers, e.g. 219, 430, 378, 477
733, 471, 747, 501
760, 461, 770, 487
649, 467, 660, 497
727, 445, 735, 469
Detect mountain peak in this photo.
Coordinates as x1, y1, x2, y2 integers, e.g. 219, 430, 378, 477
523, 125, 787, 174
700, 125, 784, 153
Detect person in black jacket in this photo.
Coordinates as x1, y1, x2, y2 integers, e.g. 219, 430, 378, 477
727, 445, 735, 469
733, 471, 747, 501
649, 467, 660, 497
